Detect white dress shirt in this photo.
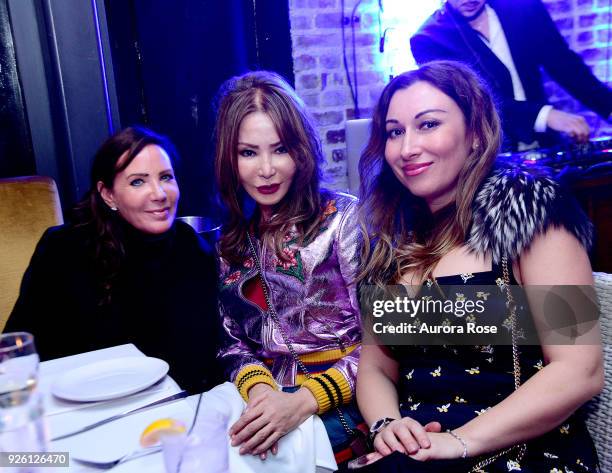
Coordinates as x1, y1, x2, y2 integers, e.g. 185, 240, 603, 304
479, 5, 551, 133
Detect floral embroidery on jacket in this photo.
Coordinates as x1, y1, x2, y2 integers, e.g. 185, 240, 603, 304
322, 199, 338, 218
223, 270, 242, 286
274, 247, 305, 282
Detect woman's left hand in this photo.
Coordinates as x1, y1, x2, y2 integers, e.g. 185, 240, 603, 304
407, 431, 467, 461
230, 387, 318, 456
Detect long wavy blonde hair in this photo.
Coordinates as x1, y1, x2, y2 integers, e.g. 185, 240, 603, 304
358, 61, 502, 286
214, 71, 325, 264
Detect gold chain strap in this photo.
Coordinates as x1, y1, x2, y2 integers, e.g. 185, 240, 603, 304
468, 256, 527, 471
246, 233, 356, 437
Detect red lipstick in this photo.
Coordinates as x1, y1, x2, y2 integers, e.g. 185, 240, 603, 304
257, 184, 280, 195
402, 162, 432, 177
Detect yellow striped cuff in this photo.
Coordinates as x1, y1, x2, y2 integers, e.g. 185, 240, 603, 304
298, 343, 359, 363
235, 365, 276, 402
301, 368, 352, 415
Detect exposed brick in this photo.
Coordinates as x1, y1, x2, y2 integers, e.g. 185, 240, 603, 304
332, 72, 345, 86
291, 15, 312, 30
324, 165, 346, 180
353, 33, 377, 47
327, 129, 346, 144
577, 31, 594, 44
554, 18, 574, 30
346, 107, 373, 120
315, 12, 341, 29
332, 148, 346, 162
595, 12, 611, 26
360, 12, 377, 28
321, 72, 345, 88
580, 47, 605, 61
346, 51, 377, 68
593, 62, 610, 78
296, 34, 339, 48
322, 90, 348, 106
309, 0, 336, 7
320, 54, 341, 69
298, 73, 320, 90
545, 0, 572, 13
356, 71, 383, 85
577, 0, 594, 7
579, 13, 598, 27
596, 29, 611, 43
314, 111, 344, 126
302, 93, 320, 107
294, 54, 316, 72
321, 72, 329, 90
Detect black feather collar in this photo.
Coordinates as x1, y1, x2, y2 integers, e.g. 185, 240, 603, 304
466, 165, 593, 263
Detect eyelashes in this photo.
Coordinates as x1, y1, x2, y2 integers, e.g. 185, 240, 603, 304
385, 120, 442, 139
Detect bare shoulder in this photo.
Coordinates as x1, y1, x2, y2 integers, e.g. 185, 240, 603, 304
518, 226, 593, 285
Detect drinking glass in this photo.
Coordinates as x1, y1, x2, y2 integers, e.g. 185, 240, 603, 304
0, 332, 48, 455
162, 403, 228, 473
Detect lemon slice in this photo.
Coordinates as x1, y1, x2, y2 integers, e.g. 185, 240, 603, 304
140, 418, 187, 447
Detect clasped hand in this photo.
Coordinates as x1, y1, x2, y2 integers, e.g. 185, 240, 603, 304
230, 384, 318, 459
361, 419, 466, 466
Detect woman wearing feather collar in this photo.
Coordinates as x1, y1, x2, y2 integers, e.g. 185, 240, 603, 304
355, 61, 603, 472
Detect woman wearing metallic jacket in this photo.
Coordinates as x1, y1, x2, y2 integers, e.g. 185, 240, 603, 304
214, 71, 364, 464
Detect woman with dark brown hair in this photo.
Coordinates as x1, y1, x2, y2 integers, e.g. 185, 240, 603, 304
355, 61, 603, 472
7, 126, 221, 393
214, 71, 368, 466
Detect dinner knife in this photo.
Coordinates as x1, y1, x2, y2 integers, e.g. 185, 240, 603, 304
50, 390, 188, 441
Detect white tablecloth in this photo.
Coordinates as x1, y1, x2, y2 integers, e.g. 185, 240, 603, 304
42, 344, 193, 473
39, 344, 337, 473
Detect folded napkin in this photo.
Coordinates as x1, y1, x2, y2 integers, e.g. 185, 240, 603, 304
192, 382, 337, 473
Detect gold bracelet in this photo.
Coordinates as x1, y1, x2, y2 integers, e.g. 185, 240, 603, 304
446, 429, 468, 459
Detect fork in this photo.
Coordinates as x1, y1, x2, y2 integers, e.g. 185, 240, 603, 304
71, 445, 162, 469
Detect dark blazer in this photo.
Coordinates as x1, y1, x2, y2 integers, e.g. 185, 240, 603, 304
410, 0, 612, 147
6, 220, 222, 393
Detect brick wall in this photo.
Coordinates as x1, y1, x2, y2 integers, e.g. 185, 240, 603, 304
289, 0, 384, 191
543, 0, 612, 135
288, 0, 612, 191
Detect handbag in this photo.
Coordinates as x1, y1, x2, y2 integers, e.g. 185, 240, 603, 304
246, 233, 369, 460
465, 255, 527, 471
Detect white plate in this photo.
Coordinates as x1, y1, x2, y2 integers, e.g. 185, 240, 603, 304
51, 357, 169, 402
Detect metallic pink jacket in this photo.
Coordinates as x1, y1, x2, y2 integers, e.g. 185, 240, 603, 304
217, 192, 362, 393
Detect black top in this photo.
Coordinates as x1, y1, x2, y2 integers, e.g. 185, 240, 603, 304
388, 268, 598, 472
6, 219, 222, 393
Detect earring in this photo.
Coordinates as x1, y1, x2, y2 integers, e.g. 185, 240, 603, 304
110, 205, 118, 211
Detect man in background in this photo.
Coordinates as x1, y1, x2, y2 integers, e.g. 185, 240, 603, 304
410, 0, 612, 150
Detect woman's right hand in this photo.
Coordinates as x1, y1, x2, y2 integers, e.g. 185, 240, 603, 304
230, 383, 318, 459
373, 418, 442, 457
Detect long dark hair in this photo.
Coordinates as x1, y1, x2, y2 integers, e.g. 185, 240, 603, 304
358, 61, 502, 285
73, 126, 179, 303
214, 71, 324, 264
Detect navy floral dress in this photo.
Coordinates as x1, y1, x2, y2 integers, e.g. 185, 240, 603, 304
384, 264, 600, 473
